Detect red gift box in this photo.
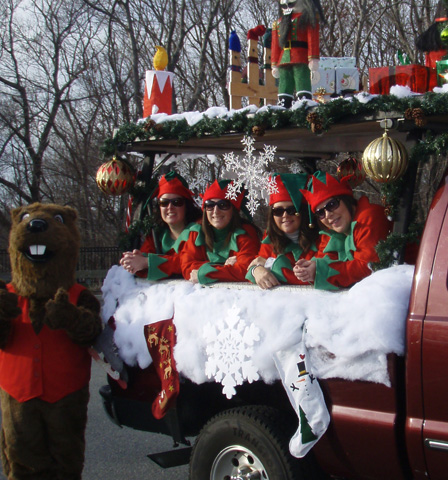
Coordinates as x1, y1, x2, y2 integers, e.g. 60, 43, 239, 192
369, 65, 437, 94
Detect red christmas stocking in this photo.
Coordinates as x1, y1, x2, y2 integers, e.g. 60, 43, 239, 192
144, 316, 179, 419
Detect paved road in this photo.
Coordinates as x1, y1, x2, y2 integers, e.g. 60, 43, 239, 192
0, 361, 190, 479
84, 362, 190, 479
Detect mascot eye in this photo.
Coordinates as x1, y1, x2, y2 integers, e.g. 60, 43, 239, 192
21, 213, 30, 222
54, 214, 64, 223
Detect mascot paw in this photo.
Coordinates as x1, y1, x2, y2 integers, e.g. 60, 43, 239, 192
0, 289, 19, 348
0, 289, 21, 321
45, 287, 77, 330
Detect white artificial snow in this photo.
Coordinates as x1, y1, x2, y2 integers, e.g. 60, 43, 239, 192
203, 106, 229, 118
101, 264, 414, 394
354, 92, 376, 103
291, 98, 319, 110
389, 85, 420, 97
433, 83, 448, 94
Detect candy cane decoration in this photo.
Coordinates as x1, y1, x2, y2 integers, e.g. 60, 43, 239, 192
125, 196, 133, 233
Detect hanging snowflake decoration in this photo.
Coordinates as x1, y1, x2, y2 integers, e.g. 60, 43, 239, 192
289, 162, 306, 174
224, 135, 277, 216
267, 174, 279, 196
203, 304, 260, 399
175, 155, 222, 204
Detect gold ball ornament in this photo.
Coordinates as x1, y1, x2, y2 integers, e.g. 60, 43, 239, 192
337, 156, 366, 188
96, 157, 135, 195
362, 132, 408, 183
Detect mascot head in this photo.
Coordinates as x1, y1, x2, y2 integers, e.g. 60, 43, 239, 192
8, 203, 80, 298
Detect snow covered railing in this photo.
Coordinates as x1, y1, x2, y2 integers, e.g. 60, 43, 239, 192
101, 264, 414, 391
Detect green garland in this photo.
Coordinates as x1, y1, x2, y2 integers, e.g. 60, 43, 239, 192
373, 221, 423, 271
101, 93, 448, 156
375, 130, 448, 268
118, 214, 158, 252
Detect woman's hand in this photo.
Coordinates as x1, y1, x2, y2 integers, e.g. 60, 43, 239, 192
224, 256, 237, 266
189, 269, 199, 284
247, 256, 267, 271
119, 250, 148, 274
253, 266, 280, 290
293, 259, 316, 283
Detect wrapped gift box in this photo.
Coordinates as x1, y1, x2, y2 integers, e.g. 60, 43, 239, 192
319, 57, 356, 68
312, 67, 359, 95
336, 67, 359, 93
312, 58, 359, 97
311, 68, 336, 95
369, 65, 437, 94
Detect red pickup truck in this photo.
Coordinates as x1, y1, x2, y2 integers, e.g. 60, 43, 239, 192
99, 113, 448, 479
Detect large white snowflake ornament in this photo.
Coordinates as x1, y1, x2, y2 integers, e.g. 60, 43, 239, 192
224, 135, 277, 216
203, 304, 260, 399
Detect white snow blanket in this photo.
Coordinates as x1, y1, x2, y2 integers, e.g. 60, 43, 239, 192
101, 264, 414, 394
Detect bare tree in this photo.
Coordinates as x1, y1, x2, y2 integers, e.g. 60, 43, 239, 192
0, 0, 443, 250
0, 0, 98, 204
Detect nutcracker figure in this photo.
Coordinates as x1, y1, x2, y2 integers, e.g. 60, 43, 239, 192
271, 0, 324, 107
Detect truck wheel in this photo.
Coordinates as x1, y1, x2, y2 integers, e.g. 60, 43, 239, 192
189, 405, 304, 480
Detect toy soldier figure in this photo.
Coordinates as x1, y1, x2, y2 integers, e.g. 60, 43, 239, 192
271, 0, 324, 107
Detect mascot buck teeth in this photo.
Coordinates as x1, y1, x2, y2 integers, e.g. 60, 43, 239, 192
0, 203, 102, 480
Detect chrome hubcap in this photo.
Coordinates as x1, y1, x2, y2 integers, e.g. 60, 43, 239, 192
210, 445, 269, 480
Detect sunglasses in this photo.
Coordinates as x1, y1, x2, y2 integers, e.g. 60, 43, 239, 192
271, 206, 298, 217
315, 198, 341, 220
204, 200, 232, 211
158, 198, 185, 208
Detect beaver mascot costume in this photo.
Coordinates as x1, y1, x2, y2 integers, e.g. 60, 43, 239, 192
0, 203, 102, 480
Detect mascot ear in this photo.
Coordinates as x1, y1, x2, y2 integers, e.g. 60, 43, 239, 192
62, 206, 78, 222
10, 206, 24, 224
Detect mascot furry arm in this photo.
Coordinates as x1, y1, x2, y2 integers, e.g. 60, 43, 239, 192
0, 281, 20, 348
45, 287, 101, 345
0, 203, 102, 349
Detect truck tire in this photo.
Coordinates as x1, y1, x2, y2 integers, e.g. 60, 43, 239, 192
188, 405, 304, 480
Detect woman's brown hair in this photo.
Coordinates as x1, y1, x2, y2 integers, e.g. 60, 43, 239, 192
315, 195, 358, 231
267, 202, 319, 255
201, 206, 244, 251
153, 197, 202, 228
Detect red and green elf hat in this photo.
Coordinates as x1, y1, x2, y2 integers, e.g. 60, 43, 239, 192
201, 179, 245, 211
300, 171, 353, 213
269, 173, 309, 212
151, 171, 194, 200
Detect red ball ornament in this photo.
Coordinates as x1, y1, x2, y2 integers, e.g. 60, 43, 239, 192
96, 157, 135, 195
337, 156, 366, 188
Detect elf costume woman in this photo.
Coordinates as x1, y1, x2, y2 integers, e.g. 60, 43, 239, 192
246, 173, 319, 288
180, 180, 260, 285
295, 172, 392, 290
120, 171, 201, 280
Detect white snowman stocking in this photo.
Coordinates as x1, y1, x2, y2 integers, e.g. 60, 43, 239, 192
273, 341, 330, 458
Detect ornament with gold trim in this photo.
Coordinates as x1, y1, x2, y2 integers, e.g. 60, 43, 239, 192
337, 156, 366, 187
362, 131, 408, 183
96, 156, 135, 195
